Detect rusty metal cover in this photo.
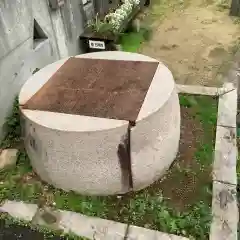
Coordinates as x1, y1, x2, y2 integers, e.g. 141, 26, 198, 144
23, 57, 159, 121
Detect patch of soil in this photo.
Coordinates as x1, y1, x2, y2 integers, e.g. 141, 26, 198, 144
156, 107, 211, 210
140, 1, 240, 86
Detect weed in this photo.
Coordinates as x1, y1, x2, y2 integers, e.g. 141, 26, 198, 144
119, 26, 152, 52
0, 97, 21, 149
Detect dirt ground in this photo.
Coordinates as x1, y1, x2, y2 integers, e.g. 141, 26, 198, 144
140, 0, 240, 86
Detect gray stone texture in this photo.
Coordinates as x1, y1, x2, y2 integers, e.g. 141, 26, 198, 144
213, 125, 237, 185
217, 83, 237, 128
0, 149, 18, 170
0, 200, 38, 221
176, 84, 220, 96
210, 181, 238, 240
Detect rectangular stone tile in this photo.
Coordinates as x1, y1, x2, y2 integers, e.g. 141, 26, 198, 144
58, 210, 127, 240
210, 181, 238, 240
176, 84, 220, 96
0, 200, 38, 221
127, 225, 189, 240
217, 83, 237, 128
213, 125, 237, 185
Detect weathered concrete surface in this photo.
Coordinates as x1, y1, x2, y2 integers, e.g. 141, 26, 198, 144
176, 84, 220, 96
0, 201, 38, 221
127, 225, 189, 240
213, 125, 237, 185
0, 200, 189, 240
217, 83, 237, 128
0, 0, 88, 141
59, 210, 127, 240
0, 149, 18, 170
210, 181, 238, 240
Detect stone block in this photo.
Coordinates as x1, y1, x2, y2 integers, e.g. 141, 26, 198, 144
210, 181, 238, 240
0, 200, 38, 221
58, 210, 127, 239
213, 126, 237, 185
217, 83, 237, 128
176, 84, 220, 96
0, 149, 18, 170
127, 225, 189, 240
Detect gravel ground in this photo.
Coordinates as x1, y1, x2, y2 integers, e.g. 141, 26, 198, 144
0, 219, 63, 240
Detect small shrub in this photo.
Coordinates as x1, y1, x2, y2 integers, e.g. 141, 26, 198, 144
1, 97, 21, 148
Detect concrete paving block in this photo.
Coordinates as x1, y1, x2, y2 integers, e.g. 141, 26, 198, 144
176, 84, 220, 96
58, 210, 127, 240
210, 181, 238, 240
213, 125, 237, 185
0, 200, 38, 221
0, 149, 18, 170
217, 83, 237, 128
127, 225, 189, 240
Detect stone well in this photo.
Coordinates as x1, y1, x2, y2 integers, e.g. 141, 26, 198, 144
19, 51, 180, 195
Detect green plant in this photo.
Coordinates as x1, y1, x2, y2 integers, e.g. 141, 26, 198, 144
119, 26, 152, 52
1, 97, 21, 149
87, 14, 113, 33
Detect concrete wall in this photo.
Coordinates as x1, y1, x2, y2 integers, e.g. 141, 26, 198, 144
0, 0, 91, 141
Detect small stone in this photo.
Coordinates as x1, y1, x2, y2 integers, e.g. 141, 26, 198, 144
0, 149, 18, 170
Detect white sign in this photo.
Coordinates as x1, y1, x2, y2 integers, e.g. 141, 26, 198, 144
89, 40, 105, 50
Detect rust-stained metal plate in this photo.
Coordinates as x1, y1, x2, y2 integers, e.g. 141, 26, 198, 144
23, 57, 159, 121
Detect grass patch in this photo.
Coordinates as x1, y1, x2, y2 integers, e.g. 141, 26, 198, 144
119, 27, 152, 52
0, 95, 218, 240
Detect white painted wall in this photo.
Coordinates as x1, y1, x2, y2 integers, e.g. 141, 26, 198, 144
0, 0, 89, 141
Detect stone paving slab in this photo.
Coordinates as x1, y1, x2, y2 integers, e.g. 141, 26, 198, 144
213, 125, 237, 185
0, 200, 38, 221
0, 200, 188, 240
59, 210, 127, 240
127, 225, 189, 240
176, 84, 220, 96
217, 83, 237, 128
210, 181, 238, 240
